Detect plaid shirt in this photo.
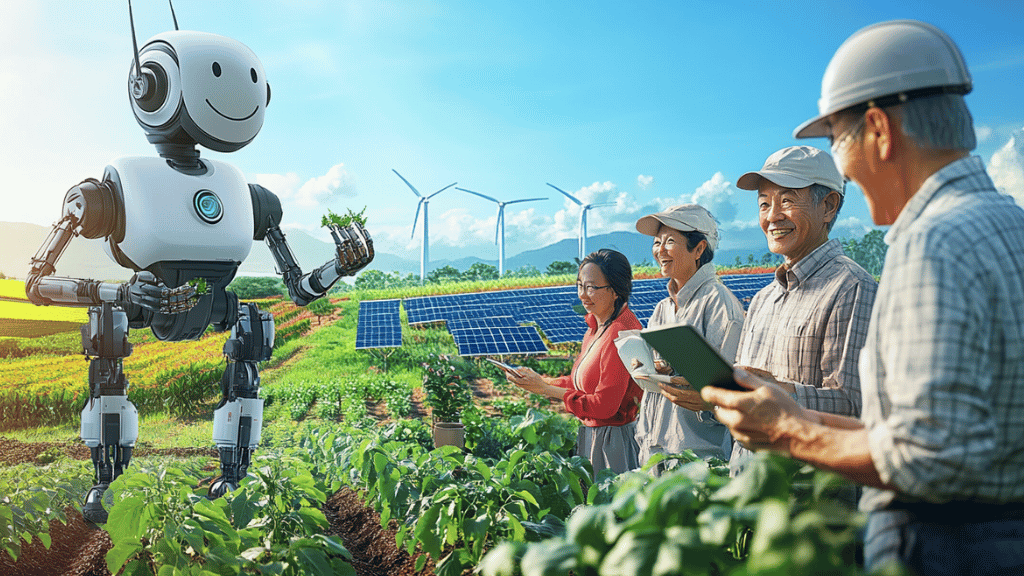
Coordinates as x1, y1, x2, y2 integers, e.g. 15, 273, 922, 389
731, 238, 877, 473
861, 156, 1024, 511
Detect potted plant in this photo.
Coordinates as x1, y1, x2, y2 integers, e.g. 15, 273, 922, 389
420, 353, 474, 449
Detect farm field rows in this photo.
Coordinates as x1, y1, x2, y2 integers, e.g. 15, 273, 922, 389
1, 275, 876, 576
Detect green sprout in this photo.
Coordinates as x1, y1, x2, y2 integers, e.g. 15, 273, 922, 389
321, 207, 368, 229
187, 277, 208, 295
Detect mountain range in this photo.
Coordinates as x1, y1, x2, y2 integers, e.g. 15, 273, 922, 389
0, 221, 772, 282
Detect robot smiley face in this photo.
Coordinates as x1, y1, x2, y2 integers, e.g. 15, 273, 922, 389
133, 30, 270, 153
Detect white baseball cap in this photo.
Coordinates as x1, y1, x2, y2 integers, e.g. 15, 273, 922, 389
635, 204, 719, 251
736, 146, 844, 194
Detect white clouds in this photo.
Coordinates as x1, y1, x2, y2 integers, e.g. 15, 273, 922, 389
988, 127, 1024, 207
690, 172, 739, 223
637, 174, 654, 190
976, 125, 993, 142
255, 163, 354, 208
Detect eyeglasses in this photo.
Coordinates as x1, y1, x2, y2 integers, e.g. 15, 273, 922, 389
576, 283, 611, 296
829, 113, 866, 156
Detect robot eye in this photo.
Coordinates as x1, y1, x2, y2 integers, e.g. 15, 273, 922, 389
212, 62, 222, 77
250, 68, 258, 83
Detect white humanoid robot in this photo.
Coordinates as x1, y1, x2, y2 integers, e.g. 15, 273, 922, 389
25, 4, 373, 524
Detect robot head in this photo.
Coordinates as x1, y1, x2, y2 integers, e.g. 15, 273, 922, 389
129, 30, 271, 154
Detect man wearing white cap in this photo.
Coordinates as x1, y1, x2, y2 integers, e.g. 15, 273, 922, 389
632, 204, 745, 466
702, 20, 1024, 574
727, 145, 877, 477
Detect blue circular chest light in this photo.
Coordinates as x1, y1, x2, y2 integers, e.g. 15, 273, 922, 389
193, 190, 223, 223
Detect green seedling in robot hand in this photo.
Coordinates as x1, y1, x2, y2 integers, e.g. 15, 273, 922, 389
321, 207, 368, 229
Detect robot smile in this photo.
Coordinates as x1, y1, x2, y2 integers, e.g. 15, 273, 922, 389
206, 99, 258, 121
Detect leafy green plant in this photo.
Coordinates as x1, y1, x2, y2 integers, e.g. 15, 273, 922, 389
321, 207, 367, 228
479, 453, 868, 576
104, 456, 356, 576
0, 460, 94, 562
420, 353, 474, 423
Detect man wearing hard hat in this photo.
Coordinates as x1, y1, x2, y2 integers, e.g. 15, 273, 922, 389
703, 20, 1024, 575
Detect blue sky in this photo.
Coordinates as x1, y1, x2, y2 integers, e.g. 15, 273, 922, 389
2, 1, 1022, 269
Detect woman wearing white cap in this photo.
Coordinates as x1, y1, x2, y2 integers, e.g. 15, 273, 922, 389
633, 204, 745, 466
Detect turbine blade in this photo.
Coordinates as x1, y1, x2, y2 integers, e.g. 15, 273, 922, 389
506, 197, 547, 205
495, 208, 502, 245
410, 199, 423, 239
455, 187, 499, 203
393, 169, 422, 197
428, 182, 458, 199
547, 183, 582, 206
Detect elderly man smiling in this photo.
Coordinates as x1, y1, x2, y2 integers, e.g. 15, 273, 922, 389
727, 145, 877, 476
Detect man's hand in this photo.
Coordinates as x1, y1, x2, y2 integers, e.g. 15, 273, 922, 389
658, 377, 709, 412
121, 271, 196, 314
701, 368, 820, 455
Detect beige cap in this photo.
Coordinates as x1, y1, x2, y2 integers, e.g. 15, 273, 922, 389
736, 146, 844, 194
635, 204, 719, 251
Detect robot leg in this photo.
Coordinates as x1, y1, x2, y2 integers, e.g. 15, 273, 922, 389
79, 303, 137, 524
210, 302, 273, 497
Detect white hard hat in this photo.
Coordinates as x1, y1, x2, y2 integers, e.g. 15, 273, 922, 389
794, 20, 972, 139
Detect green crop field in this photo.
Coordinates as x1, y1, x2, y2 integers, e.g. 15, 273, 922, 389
1, 274, 870, 576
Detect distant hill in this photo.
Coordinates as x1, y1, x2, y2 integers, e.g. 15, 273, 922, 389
0, 220, 776, 281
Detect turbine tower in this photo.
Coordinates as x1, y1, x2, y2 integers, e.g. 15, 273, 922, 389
456, 187, 546, 277
546, 183, 615, 261
393, 169, 456, 282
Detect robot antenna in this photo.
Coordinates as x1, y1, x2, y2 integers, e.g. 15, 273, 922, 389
168, 0, 179, 31
127, 0, 146, 99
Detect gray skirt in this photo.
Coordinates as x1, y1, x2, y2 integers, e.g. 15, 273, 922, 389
577, 421, 639, 475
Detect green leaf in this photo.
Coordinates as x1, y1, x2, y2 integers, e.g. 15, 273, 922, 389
520, 540, 579, 576
106, 541, 144, 574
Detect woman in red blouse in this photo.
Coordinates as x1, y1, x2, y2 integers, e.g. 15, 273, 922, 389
506, 249, 643, 474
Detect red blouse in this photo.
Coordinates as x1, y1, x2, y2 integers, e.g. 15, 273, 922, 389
551, 306, 643, 427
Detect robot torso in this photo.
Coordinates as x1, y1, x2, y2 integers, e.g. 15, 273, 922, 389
104, 156, 254, 273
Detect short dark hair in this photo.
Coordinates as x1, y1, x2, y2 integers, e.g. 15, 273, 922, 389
680, 230, 715, 268
808, 183, 845, 232
579, 249, 632, 326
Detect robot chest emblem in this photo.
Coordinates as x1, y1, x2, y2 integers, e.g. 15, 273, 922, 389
194, 190, 224, 224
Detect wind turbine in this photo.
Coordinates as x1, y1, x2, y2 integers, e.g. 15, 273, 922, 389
393, 169, 457, 282
456, 187, 546, 277
546, 183, 615, 261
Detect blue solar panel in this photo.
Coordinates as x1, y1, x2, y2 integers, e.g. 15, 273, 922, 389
450, 325, 548, 356
533, 315, 588, 343
355, 299, 402, 349
446, 316, 518, 330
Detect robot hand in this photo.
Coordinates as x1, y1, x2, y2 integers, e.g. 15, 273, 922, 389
328, 221, 374, 276
120, 271, 198, 314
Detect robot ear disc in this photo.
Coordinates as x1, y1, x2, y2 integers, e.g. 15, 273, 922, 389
134, 64, 170, 114
266, 83, 271, 106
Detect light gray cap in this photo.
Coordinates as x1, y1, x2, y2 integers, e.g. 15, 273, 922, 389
736, 146, 844, 194
635, 204, 719, 251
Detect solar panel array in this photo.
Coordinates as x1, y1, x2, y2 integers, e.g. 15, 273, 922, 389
354, 299, 402, 350
720, 273, 775, 309
356, 273, 776, 356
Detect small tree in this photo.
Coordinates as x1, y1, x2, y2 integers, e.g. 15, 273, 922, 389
306, 297, 335, 324
227, 276, 284, 299
427, 265, 462, 285
421, 354, 475, 423
462, 262, 499, 282
546, 260, 577, 276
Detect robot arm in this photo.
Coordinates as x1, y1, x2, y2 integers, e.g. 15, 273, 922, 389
251, 184, 374, 307
26, 178, 195, 314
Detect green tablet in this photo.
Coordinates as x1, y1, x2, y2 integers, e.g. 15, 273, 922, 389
639, 324, 744, 392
